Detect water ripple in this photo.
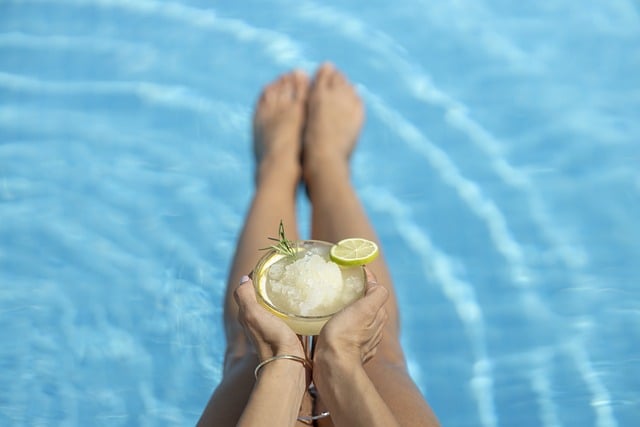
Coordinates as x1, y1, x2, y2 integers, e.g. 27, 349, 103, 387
2, 1, 636, 425
18, 0, 312, 69
568, 342, 618, 427
363, 187, 498, 427
363, 88, 529, 284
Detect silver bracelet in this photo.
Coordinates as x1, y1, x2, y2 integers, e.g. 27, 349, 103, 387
254, 354, 312, 379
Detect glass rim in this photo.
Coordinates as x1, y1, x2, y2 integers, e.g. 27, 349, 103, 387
252, 239, 367, 321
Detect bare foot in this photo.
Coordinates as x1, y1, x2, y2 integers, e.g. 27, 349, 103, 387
253, 70, 310, 184
302, 62, 364, 185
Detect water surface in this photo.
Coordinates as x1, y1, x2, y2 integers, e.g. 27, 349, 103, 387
1, 1, 639, 426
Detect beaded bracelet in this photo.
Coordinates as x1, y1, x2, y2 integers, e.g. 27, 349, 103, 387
254, 354, 312, 379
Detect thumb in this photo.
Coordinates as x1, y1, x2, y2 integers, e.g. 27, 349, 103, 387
343, 282, 388, 324
364, 284, 388, 310
363, 267, 388, 309
234, 275, 257, 309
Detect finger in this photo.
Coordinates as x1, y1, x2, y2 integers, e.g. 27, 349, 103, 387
364, 267, 378, 290
364, 284, 389, 312
370, 329, 383, 352
236, 277, 293, 331
362, 315, 386, 360
342, 284, 388, 327
362, 346, 378, 364
368, 301, 388, 326
369, 317, 385, 349
365, 306, 387, 341
234, 275, 257, 310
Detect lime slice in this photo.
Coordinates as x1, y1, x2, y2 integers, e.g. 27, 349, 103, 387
330, 238, 379, 266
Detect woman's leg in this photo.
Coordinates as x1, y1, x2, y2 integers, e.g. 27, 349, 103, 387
198, 70, 312, 427
303, 63, 439, 426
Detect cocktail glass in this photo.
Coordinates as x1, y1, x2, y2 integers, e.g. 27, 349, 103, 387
253, 240, 366, 422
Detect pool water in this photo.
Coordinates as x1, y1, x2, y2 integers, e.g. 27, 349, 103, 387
1, 1, 639, 426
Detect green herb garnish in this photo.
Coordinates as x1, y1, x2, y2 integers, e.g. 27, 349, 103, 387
262, 220, 297, 257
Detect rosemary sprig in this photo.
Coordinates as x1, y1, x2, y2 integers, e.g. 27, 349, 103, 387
261, 220, 298, 257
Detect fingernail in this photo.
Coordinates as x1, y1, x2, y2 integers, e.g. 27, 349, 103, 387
239, 275, 251, 284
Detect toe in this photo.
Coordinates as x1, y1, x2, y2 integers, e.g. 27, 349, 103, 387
328, 67, 348, 88
276, 74, 294, 102
313, 62, 335, 87
291, 69, 310, 101
260, 77, 282, 104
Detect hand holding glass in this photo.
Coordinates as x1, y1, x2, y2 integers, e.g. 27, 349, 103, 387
253, 240, 366, 421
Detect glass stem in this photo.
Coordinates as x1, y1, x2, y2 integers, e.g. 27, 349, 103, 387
297, 334, 331, 423
302, 334, 315, 362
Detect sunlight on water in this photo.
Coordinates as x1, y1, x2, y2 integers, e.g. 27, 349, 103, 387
1, 0, 639, 426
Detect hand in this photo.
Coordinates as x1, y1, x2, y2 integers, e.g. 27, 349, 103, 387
313, 269, 389, 372
234, 275, 305, 360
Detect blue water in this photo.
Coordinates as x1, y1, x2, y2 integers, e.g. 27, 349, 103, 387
1, 0, 639, 426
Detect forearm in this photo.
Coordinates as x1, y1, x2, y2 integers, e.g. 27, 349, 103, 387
237, 360, 306, 427
315, 356, 400, 427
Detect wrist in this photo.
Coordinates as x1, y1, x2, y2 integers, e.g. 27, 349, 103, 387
274, 343, 306, 359
312, 352, 402, 427
313, 347, 364, 391
238, 352, 308, 427
256, 355, 307, 392
258, 342, 305, 361
255, 354, 311, 378
315, 344, 362, 372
